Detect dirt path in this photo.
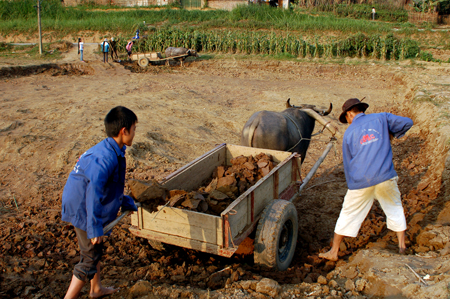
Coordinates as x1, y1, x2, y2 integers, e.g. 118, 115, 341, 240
1, 44, 450, 298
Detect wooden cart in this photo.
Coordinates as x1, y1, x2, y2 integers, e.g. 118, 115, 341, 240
131, 52, 190, 68
129, 142, 334, 270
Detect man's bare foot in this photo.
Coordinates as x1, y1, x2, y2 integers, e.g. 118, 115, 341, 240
89, 286, 118, 298
399, 247, 406, 255
319, 250, 338, 262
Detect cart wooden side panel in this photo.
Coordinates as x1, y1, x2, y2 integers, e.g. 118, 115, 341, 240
221, 147, 299, 245
162, 144, 226, 191
131, 206, 223, 245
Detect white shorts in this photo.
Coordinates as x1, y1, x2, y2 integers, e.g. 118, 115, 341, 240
335, 176, 407, 237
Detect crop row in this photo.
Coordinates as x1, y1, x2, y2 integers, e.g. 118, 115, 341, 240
117, 29, 420, 60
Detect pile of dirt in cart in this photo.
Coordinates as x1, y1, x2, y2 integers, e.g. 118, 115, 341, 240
129, 153, 275, 216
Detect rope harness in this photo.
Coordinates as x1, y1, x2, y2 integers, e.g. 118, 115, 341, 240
284, 111, 332, 152
284, 113, 306, 152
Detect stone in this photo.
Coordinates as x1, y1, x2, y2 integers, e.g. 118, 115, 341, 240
355, 278, 368, 292
255, 278, 280, 298
257, 160, 268, 168
317, 275, 327, 285
128, 280, 153, 298
217, 175, 237, 189
231, 270, 239, 282
342, 266, 358, 279
209, 190, 228, 201
329, 280, 338, 288
326, 270, 335, 281
440, 242, 450, 256
345, 279, 355, 291
181, 198, 201, 209
198, 200, 208, 212
244, 161, 256, 170
240, 280, 252, 290
129, 179, 166, 202
215, 166, 226, 178
416, 231, 437, 246
205, 178, 218, 193
231, 155, 248, 165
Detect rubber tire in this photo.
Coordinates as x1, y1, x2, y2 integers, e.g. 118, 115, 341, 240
138, 57, 149, 68
254, 199, 298, 271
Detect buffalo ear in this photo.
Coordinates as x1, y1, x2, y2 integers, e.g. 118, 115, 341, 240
187, 49, 191, 55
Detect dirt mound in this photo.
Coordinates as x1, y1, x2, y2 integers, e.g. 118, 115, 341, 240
0, 63, 92, 78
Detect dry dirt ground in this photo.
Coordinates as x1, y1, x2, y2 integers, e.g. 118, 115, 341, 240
1, 42, 450, 299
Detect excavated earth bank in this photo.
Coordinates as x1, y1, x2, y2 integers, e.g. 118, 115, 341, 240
1, 52, 450, 299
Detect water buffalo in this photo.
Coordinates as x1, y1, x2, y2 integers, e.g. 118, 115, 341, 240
240, 99, 332, 163
164, 47, 199, 66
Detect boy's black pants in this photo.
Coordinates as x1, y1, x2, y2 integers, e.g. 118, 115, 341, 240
73, 227, 103, 282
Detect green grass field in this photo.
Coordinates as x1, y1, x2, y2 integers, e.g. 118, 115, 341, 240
0, 0, 448, 62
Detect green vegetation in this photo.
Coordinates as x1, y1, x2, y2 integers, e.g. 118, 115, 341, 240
315, 4, 408, 23
0, 0, 405, 34
0, 0, 446, 62
125, 29, 420, 61
0, 42, 62, 60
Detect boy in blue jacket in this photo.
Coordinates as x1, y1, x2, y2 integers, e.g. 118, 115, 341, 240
62, 106, 138, 298
320, 98, 413, 261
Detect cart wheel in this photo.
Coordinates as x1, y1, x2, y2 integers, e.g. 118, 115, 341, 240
254, 199, 298, 271
138, 57, 149, 68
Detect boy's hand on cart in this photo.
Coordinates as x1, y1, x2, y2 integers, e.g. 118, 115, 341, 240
91, 236, 103, 245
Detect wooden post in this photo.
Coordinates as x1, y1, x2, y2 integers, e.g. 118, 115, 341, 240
37, 0, 43, 55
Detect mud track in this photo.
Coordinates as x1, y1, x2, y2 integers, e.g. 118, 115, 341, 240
1, 57, 450, 298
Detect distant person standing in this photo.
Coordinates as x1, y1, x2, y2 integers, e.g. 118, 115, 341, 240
78, 38, 84, 62
101, 39, 110, 63
126, 41, 134, 59
372, 7, 376, 20
132, 29, 140, 40
110, 37, 118, 61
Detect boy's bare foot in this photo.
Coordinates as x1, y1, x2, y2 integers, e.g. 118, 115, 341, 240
89, 286, 118, 298
399, 247, 406, 255
319, 250, 338, 261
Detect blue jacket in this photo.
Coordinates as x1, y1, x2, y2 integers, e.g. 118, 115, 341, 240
343, 112, 413, 190
61, 137, 137, 239
101, 42, 110, 53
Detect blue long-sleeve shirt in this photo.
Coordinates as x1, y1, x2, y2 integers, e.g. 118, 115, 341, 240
342, 112, 413, 190
61, 137, 137, 239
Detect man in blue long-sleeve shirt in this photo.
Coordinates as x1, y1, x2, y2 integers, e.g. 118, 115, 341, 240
62, 106, 138, 298
320, 98, 413, 261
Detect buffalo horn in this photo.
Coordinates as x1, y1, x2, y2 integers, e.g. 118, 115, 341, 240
286, 98, 292, 108
301, 108, 341, 138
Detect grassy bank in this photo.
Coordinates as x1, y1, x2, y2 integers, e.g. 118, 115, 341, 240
0, 0, 409, 35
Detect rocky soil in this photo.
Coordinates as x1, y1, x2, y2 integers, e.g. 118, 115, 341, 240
1, 42, 450, 299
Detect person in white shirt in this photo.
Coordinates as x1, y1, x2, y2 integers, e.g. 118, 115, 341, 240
78, 38, 84, 62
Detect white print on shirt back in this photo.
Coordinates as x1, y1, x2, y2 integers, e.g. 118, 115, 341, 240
360, 128, 380, 146
73, 151, 87, 173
